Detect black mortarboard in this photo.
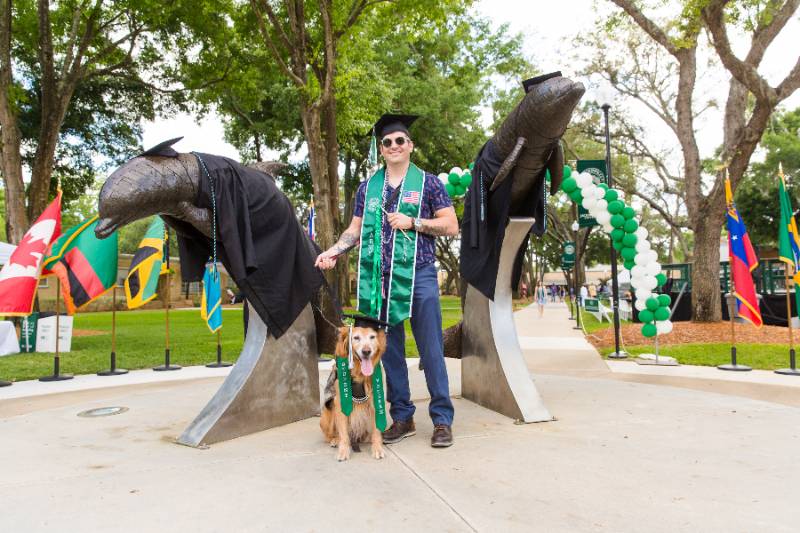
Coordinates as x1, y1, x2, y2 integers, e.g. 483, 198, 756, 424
373, 113, 419, 139
139, 137, 183, 157
522, 71, 562, 93
343, 313, 390, 331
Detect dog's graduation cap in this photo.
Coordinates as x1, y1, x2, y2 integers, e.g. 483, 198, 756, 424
139, 137, 183, 158
343, 313, 390, 331
521, 71, 562, 93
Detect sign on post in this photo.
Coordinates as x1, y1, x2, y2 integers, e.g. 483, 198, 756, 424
576, 160, 608, 228
20, 312, 38, 353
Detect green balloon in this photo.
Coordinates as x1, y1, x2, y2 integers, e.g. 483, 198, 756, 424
656, 273, 667, 287
621, 246, 637, 261
611, 228, 625, 242
611, 214, 626, 228
638, 309, 654, 323
445, 183, 456, 196
468, 162, 475, 170
608, 200, 624, 214
654, 307, 670, 321
599, 183, 609, 192
460, 173, 472, 187
448, 172, 461, 185
622, 206, 636, 220
622, 233, 638, 247
623, 219, 639, 233
569, 189, 583, 202
642, 323, 657, 338
624, 259, 636, 270
562, 177, 577, 193
613, 240, 624, 252
646, 297, 660, 311
563, 165, 572, 179
545, 168, 551, 180
454, 184, 465, 196
658, 294, 671, 307
605, 189, 619, 202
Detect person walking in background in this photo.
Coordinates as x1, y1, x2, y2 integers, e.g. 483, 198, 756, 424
536, 283, 547, 317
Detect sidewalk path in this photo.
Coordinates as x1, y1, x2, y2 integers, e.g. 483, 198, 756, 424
2, 301, 800, 531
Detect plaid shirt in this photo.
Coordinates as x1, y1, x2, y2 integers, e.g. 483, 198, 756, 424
354, 171, 452, 273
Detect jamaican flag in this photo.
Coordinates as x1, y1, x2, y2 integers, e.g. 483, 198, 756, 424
42, 215, 118, 315
125, 216, 166, 309
201, 263, 223, 333
777, 165, 800, 315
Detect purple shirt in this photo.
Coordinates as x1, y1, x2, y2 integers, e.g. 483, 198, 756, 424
354, 171, 452, 273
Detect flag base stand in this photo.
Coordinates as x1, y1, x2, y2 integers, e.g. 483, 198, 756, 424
98, 352, 128, 376
206, 344, 232, 368
775, 349, 800, 376
154, 349, 181, 372
718, 346, 751, 372
607, 351, 629, 359
0, 380, 11, 387
39, 357, 73, 382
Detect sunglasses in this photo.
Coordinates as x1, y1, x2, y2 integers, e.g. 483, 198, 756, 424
381, 136, 411, 148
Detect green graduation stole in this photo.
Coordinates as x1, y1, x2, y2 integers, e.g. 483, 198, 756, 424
337, 326, 387, 430
357, 164, 424, 326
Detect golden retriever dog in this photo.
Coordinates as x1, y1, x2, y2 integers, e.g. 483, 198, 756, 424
320, 325, 387, 461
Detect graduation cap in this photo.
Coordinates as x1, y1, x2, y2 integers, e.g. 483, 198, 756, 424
139, 137, 183, 158
521, 71, 562, 93
343, 313, 390, 331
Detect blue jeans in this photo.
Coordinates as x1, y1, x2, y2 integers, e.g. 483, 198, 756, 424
381, 264, 454, 426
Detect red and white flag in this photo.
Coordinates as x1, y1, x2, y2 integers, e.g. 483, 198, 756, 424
0, 192, 62, 315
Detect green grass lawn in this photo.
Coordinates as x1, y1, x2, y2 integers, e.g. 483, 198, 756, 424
598, 343, 796, 371
0, 296, 470, 382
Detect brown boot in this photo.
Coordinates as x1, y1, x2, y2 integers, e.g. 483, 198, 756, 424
382, 419, 416, 444
431, 425, 453, 448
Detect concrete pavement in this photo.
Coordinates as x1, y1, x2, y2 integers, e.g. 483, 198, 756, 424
2, 301, 800, 532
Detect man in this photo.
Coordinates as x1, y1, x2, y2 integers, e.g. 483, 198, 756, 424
315, 113, 459, 448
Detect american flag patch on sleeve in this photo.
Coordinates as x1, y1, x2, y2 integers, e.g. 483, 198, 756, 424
402, 191, 420, 204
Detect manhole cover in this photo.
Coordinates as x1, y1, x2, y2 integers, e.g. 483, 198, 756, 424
77, 406, 129, 418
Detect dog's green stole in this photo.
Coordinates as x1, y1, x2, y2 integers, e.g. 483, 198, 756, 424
337, 328, 387, 430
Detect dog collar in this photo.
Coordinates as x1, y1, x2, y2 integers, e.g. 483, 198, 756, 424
351, 380, 369, 403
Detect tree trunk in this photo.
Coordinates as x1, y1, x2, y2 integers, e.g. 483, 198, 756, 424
0, 116, 28, 243
690, 215, 724, 322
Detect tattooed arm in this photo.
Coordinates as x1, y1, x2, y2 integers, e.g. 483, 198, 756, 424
315, 216, 363, 270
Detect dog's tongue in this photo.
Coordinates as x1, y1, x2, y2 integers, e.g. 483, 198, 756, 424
361, 357, 374, 376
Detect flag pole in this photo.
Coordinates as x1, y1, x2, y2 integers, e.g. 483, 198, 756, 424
154, 229, 180, 371
776, 163, 800, 375
99, 284, 128, 376
39, 277, 73, 381
719, 169, 751, 372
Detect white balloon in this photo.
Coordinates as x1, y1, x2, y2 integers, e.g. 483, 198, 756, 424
450, 167, 462, 175
582, 197, 597, 210
602, 222, 614, 233
630, 276, 645, 290
631, 265, 646, 278
595, 211, 611, 226
583, 184, 598, 198
656, 320, 673, 334
635, 227, 649, 240
635, 240, 651, 253
646, 262, 662, 276
593, 187, 606, 200
643, 275, 658, 290
438, 172, 449, 183
575, 173, 591, 188
596, 199, 608, 211
634, 298, 649, 311
648, 250, 659, 264
635, 252, 650, 266
635, 290, 652, 302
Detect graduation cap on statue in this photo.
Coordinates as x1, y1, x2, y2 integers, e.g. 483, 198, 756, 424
343, 313, 390, 331
139, 137, 183, 158
521, 71, 562, 93
368, 113, 419, 167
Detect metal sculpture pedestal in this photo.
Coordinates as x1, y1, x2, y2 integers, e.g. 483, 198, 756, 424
177, 303, 320, 447
461, 217, 553, 423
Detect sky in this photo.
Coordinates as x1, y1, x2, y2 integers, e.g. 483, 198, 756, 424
141, 1, 800, 168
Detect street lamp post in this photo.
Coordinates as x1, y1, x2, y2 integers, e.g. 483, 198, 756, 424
572, 219, 582, 330
601, 98, 628, 359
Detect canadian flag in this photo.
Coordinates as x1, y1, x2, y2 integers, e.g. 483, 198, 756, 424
0, 192, 62, 315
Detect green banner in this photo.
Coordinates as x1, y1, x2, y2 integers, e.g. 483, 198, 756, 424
584, 298, 600, 312
562, 241, 576, 267
20, 312, 38, 352
576, 160, 608, 228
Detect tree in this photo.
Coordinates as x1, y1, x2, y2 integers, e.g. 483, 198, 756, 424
0, 0, 215, 243
595, 0, 800, 321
